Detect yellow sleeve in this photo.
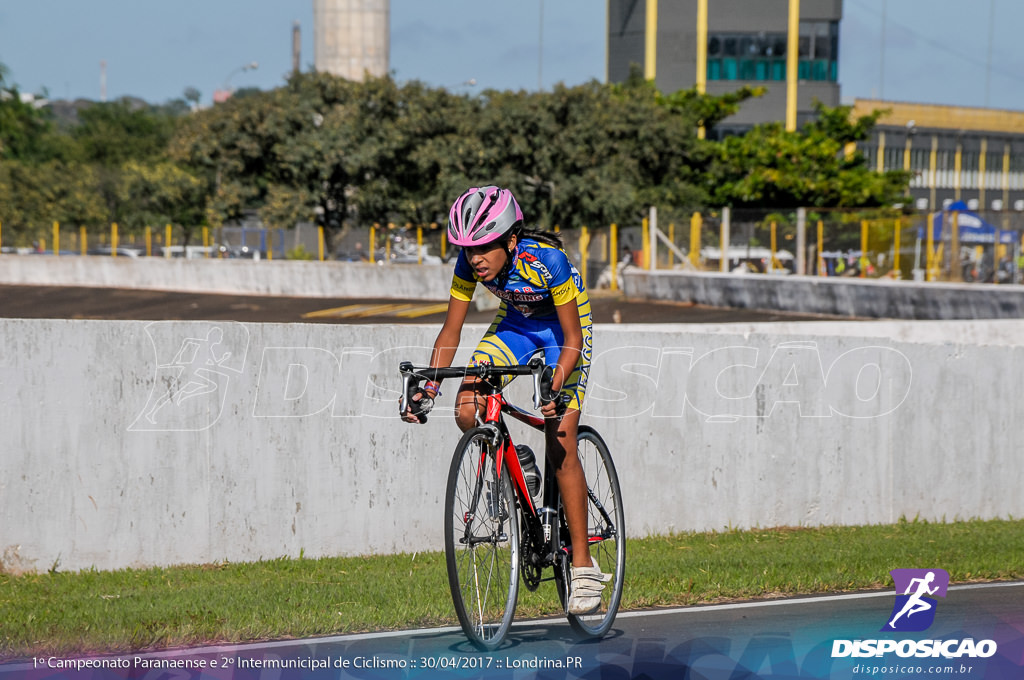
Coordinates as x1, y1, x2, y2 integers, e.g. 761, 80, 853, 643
450, 274, 476, 302
549, 278, 578, 306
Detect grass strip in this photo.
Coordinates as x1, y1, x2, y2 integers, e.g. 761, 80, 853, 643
2, 517, 1021, 659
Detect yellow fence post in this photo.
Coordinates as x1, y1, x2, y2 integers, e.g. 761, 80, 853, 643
950, 210, 962, 282
111, 223, 119, 257
641, 217, 649, 269
860, 220, 870, 277
145, 226, 152, 257
816, 220, 825, 276
610, 223, 619, 292
203, 226, 210, 257
53, 221, 60, 256
80, 226, 87, 256
165, 224, 173, 258
689, 212, 702, 268
370, 223, 377, 261
770, 221, 778, 271
439, 223, 446, 261
416, 225, 423, 265
926, 212, 935, 281
893, 218, 901, 278
318, 226, 325, 261
718, 211, 728, 273
386, 223, 393, 263
667, 222, 675, 267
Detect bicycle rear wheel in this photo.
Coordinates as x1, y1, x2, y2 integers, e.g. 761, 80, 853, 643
444, 428, 520, 650
558, 425, 625, 638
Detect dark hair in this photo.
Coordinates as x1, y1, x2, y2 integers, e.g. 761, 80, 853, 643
516, 227, 564, 250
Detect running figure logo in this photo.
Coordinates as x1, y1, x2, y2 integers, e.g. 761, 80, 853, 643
129, 322, 249, 432
882, 568, 950, 632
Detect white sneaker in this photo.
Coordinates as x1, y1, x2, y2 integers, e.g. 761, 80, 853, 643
568, 558, 612, 615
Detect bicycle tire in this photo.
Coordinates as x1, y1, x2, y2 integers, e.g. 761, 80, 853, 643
444, 427, 520, 650
557, 425, 626, 638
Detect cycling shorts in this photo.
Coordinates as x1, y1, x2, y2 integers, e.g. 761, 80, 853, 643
471, 305, 592, 412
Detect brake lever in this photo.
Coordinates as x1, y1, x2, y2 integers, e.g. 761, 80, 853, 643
531, 357, 556, 410
399, 361, 416, 415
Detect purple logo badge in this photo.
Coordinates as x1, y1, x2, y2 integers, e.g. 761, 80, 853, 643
882, 568, 950, 632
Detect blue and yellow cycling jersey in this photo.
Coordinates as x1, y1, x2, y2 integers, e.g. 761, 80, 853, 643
450, 238, 589, 321
450, 238, 593, 410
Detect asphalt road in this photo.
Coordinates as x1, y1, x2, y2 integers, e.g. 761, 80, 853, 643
3, 583, 1020, 678
0, 284, 840, 325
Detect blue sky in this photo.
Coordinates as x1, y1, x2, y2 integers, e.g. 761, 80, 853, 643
1, 0, 1023, 111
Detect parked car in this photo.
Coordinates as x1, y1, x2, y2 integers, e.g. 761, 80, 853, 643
227, 244, 262, 260
157, 244, 246, 259
87, 246, 144, 258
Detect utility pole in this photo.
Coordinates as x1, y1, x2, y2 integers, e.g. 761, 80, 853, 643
879, 0, 886, 99
100, 60, 107, 102
538, 0, 544, 90
984, 0, 995, 106
292, 21, 301, 76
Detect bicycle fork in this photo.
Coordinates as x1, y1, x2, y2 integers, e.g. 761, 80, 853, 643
462, 444, 508, 547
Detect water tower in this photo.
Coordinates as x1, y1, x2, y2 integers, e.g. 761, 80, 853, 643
313, 0, 389, 81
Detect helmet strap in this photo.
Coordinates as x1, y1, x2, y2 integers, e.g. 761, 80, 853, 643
495, 235, 519, 286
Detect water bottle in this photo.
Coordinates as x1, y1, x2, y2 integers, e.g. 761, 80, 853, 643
516, 445, 541, 499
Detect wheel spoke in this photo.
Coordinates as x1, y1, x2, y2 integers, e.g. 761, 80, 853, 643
562, 428, 625, 637
445, 431, 519, 649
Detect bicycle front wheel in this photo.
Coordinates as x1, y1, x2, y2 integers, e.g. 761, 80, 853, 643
561, 425, 626, 638
444, 428, 520, 650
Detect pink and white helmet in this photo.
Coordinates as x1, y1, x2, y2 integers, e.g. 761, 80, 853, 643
447, 186, 524, 247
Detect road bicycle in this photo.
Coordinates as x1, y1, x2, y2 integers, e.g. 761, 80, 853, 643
399, 359, 625, 649
399, 357, 625, 650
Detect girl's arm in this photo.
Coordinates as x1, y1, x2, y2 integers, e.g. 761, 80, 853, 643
427, 296, 472, 383
402, 296, 470, 423
550, 300, 584, 394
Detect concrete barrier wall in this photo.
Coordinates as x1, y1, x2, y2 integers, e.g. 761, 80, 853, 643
0, 256, 453, 300
2, 318, 1022, 573
8, 256, 1024, 321
623, 269, 1024, 320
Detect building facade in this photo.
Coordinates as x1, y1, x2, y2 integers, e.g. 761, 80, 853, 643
607, 1, 1024, 218
313, 0, 389, 81
607, 0, 843, 134
852, 99, 1024, 213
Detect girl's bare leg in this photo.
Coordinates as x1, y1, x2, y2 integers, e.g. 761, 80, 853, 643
545, 408, 592, 569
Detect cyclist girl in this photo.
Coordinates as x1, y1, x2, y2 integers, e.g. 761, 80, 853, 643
401, 185, 609, 615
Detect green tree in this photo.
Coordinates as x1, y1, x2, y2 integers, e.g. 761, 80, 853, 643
0, 64, 64, 162
0, 160, 106, 243
166, 70, 910, 240
170, 72, 346, 230
71, 99, 179, 165
117, 160, 207, 242
704, 102, 911, 209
